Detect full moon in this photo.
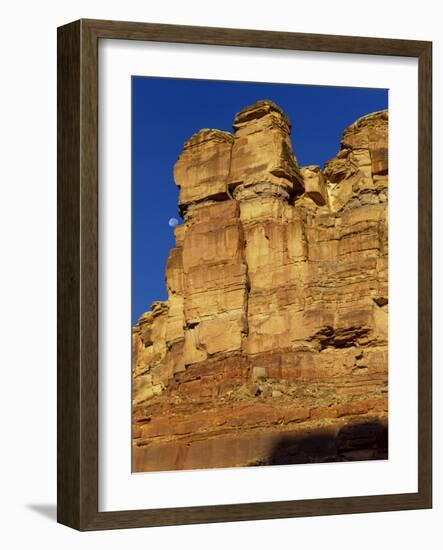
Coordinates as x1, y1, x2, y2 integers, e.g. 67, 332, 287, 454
168, 217, 179, 228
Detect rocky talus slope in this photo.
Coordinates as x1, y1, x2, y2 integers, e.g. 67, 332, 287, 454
132, 101, 388, 472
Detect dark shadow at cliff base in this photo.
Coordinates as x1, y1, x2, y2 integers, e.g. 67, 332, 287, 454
251, 420, 388, 466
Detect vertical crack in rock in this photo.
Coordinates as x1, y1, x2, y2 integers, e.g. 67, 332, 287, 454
132, 100, 389, 472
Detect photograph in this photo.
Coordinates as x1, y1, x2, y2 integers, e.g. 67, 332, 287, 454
131, 77, 389, 472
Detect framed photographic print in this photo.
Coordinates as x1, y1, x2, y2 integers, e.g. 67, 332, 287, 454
57, 19, 432, 530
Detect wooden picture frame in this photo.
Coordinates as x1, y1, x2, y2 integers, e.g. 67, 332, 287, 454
57, 18, 432, 530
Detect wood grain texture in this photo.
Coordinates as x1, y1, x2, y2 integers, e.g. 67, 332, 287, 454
57, 19, 432, 531
417, 41, 432, 506
84, 18, 428, 56
57, 20, 81, 528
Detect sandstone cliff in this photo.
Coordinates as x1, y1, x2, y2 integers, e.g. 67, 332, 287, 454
132, 100, 388, 472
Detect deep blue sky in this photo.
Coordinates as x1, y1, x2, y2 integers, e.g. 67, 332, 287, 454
132, 77, 388, 325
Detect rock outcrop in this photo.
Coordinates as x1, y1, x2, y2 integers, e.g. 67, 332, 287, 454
132, 101, 388, 472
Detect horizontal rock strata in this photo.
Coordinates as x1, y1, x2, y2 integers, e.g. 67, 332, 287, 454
132, 100, 388, 472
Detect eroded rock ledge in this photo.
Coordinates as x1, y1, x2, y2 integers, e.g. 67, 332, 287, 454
132, 100, 388, 472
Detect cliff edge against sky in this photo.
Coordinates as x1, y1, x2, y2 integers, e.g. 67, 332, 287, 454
132, 100, 389, 472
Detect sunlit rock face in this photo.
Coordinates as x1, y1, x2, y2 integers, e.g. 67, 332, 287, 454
174, 129, 234, 219
229, 100, 304, 200
132, 101, 389, 472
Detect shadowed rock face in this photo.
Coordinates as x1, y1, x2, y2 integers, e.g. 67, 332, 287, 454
132, 100, 389, 472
